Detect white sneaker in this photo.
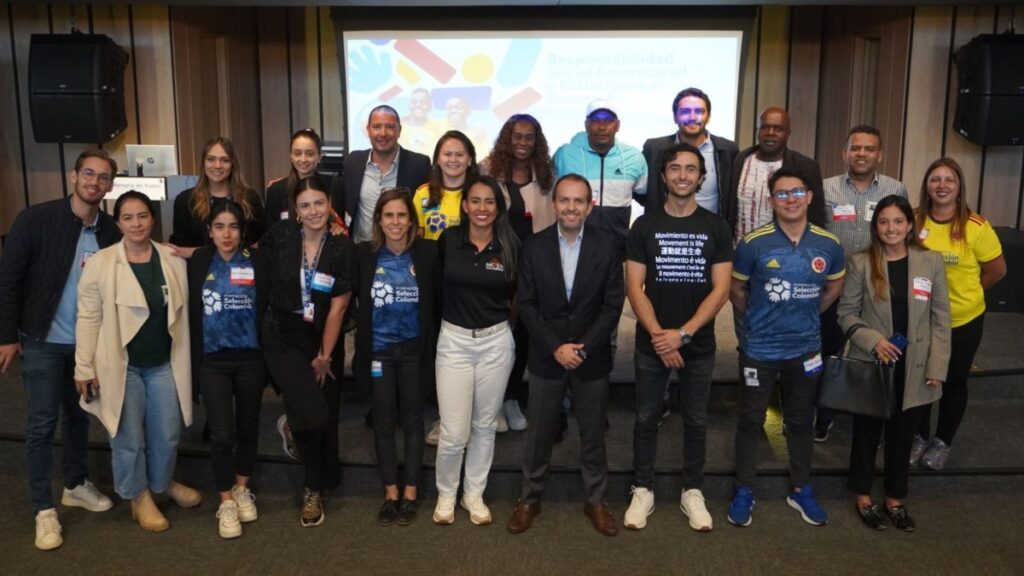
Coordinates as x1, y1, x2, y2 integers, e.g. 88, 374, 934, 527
496, 411, 509, 433
217, 500, 242, 539
504, 399, 528, 431
624, 486, 655, 530
460, 494, 492, 526
433, 494, 456, 525
679, 488, 713, 532
35, 508, 63, 550
426, 420, 441, 447
61, 479, 113, 512
231, 485, 258, 523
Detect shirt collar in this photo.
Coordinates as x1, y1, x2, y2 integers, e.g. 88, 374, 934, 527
366, 147, 402, 169
843, 171, 880, 188
673, 131, 713, 150
557, 223, 584, 245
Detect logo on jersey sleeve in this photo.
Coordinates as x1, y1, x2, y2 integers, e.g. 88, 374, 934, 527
764, 278, 791, 302
811, 257, 826, 274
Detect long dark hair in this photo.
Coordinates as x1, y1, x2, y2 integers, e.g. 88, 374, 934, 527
283, 128, 323, 209
191, 136, 255, 225
867, 194, 920, 302
460, 175, 520, 283
427, 130, 478, 208
916, 157, 971, 249
483, 114, 554, 192
207, 199, 248, 242
371, 187, 419, 251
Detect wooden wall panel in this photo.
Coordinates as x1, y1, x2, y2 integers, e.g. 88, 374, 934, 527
736, 8, 759, 149
944, 6, 995, 211
0, 5, 25, 233
93, 3, 139, 175
132, 5, 176, 148
900, 7, 953, 202
11, 3, 64, 206
787, 6, 821, 159
257, 7, 292, 186
755, 6, 790, 138
288, 7, 316, 135
319, 6, 344, 147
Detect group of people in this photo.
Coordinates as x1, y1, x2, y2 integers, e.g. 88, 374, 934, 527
0, 85, 1006, 551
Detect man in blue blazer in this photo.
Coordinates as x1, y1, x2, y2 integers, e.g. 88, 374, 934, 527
507, 174, 625, 537
338, 105, 431, 243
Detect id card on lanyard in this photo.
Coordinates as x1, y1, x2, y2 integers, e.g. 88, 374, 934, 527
300, 230, 327, 322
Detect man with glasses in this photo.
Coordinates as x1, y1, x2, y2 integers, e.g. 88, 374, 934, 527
727, 167, 845, 528
0, 149, 121, 550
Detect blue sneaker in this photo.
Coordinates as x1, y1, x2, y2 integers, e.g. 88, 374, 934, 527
727, 486, 755, 527
787, 485, 829, 526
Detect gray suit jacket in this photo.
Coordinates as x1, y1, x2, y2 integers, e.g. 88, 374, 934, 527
837, 248, 952, 411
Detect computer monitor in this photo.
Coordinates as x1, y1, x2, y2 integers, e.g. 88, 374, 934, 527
125, 144, 178, 177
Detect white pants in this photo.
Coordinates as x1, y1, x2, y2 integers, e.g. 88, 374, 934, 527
434, 320, 515, 498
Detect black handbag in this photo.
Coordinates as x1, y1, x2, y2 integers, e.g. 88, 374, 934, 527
817, 325, 897, 419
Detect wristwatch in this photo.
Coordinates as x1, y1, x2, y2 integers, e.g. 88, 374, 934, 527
678, 328, 692, 347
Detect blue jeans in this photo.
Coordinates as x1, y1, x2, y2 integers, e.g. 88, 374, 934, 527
22, 337, 90, 512
110, 363, 182, 500
632, 351, 715, 490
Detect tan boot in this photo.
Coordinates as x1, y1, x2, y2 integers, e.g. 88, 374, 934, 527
166, 481, 202, 508
131, 490, 169, 532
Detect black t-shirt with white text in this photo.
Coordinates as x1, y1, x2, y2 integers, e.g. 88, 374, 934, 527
626, 206, 733, 358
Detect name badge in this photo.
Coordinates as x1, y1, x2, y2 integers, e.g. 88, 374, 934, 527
864, 201, 878, 222
311, 272, 335, 292
803, 353, 823, 375
230, 266, 255, 285
371, 361, 383, 378
303, 301, 315, 322
913, 276, 932, 301
832, 204, 856, 221
280, 210, 289, 220
743, 367, 759, 387
81, 250, 96, 268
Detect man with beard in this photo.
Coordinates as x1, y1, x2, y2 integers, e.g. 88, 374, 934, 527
0, 149, 121, 550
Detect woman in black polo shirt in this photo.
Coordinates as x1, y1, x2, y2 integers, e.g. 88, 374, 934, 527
432, 176, 520, 527
260, 176, 353, 528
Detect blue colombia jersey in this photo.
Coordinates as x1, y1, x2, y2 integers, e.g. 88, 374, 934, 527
733, 222, 845, 361
371, 249, 420, 352
202, 249, 260, 354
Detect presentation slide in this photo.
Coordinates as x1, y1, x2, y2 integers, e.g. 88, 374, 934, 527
343, 31, 743, 159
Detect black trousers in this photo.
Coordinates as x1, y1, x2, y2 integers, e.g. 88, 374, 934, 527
918, 314, 984, 446
263, 315, 341, 492
199, 349, 266, 493
847, 362, 927, 500
503, 317, 530, 405
370, 338, 424, 488
519, 373, 609, 505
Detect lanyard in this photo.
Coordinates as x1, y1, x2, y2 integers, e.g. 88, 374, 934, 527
301, 230, 326, 304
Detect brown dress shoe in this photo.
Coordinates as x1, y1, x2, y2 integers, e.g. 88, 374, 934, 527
584, 502, 619, 536
507, 501, 541, 534
165, 481, 202, 508
131, 490, 169, 532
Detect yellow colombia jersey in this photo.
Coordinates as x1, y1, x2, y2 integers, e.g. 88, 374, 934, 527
413, 183, 462, 240
919, 212, 1003, 327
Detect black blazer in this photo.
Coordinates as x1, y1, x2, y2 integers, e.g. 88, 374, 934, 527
170, 187, 266, 248
186, 246, 270, 394
517, 224, 625, 381
352, 239, 441, 392
726, 145, 826, 233
642, 133, 739, 214
339, 147, 431, 238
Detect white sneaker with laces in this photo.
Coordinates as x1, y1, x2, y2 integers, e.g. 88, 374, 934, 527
504, 399, 528, 431
217, 500, 242, 539
624, 486, 655, 530
680, 488, 713, 532
35, 508, 63, 550
426, 420, 441, 447
61, 479, 113, 512
460, 494, 492, 525
496, 411, 509, 433
433, 494, 456, 525
231, 485, 258, 523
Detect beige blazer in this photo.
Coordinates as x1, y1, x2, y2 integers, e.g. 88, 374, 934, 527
837, 248, 952, 411
74, 241, 191, 437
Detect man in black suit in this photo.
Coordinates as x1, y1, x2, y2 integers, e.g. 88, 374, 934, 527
726, 107, 825, 239
339, 105, 431, 243
643, 87, 739, 216
507, 174, 625, 537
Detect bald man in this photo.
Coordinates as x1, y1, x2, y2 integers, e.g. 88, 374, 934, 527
726, 107, 824, 240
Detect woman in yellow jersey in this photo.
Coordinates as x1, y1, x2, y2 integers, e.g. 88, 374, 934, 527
911, 157, 1006, 470
413, 131, 479, 240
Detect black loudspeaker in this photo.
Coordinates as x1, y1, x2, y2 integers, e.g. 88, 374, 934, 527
953, 34, 1024, 146
29, 34, 128, 143
985, 227, 1024, 313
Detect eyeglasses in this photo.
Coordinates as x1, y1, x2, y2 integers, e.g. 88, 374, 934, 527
772, 187, 808, 201
79, 169, 113, 184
